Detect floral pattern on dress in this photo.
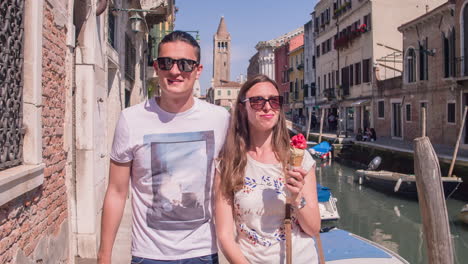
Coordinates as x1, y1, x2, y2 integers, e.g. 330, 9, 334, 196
234, 173, 301, 247
239, 223, 286, 246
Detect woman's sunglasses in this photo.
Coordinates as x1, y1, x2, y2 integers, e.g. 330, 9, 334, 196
155, 57, 199, 72
242, 96, 283, 110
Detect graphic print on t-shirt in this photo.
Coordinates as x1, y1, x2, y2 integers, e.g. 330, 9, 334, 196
143, 131, 215, 230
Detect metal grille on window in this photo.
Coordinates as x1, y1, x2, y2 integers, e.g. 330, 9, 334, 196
0, 0, 26, 171
125, 34, 136, 81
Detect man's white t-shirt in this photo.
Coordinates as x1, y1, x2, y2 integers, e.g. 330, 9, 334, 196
110, 97, 230, 260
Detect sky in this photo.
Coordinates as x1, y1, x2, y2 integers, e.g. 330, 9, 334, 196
174, 0, 318, 95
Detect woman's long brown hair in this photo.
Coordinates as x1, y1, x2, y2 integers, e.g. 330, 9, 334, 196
218, 74, 291, 199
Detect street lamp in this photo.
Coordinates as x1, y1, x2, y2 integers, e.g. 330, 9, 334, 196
129, 12, 144, 33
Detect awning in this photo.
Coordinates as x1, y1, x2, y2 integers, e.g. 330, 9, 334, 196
351, 99, 370, 106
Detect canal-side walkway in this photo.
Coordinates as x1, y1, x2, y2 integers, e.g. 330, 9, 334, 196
308, 130, 468, 165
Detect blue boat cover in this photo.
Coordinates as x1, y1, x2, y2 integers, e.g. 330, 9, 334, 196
310, 141, 332, 154
320, 229, 392, 261
317, 184, 331, 202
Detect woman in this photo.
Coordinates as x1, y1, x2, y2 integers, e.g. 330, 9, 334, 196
215, 75, 321, 263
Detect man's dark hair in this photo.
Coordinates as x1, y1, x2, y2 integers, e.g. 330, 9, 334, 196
158, 30, 201, 62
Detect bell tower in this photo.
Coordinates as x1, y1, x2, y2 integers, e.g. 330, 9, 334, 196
213, 16, 231, 85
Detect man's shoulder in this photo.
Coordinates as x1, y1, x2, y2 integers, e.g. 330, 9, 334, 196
196, 99, 230, 118
121, 100, 148, 116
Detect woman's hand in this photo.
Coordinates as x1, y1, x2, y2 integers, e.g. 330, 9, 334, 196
286, 167, 307, 204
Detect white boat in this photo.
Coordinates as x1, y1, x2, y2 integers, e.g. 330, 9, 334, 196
319, 195, 339, 221
459, 204, 468, 224
321, 228, 409, 264
317, 184, 340, 221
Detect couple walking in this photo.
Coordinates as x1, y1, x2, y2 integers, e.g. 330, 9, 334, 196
97, 31, 321, 264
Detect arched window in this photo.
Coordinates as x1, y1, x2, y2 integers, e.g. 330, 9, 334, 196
406, 48, 416, 83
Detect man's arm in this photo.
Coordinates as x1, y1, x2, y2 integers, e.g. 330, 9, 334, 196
97, 160, 131, 264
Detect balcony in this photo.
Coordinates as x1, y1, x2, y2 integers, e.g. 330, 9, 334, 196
333, 1, 352, 19
324, 88, 336, 100
334, 24, 368, 50
297, 63, 304, 71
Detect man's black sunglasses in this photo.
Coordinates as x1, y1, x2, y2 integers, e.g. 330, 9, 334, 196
155, 57, 199, 72
242, 96, 283, 110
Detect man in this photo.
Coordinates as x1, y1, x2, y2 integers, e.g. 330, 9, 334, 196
98, 31, 230, 264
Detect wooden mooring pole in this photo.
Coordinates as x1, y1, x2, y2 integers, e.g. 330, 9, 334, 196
318, 109, 325, 143
306, 107, 312, 142
421, 106, 426, 137
414, 137, 454, 264
448, 106, 468, 177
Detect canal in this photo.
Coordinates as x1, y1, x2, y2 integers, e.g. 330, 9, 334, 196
316, 159, 468, 264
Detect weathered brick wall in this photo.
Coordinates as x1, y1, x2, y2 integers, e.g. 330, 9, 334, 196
0, 2, 69, 263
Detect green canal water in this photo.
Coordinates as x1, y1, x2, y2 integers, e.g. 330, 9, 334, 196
316, 159, 468, 264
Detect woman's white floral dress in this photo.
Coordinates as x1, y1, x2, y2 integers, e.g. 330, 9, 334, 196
233, 151, 318, 264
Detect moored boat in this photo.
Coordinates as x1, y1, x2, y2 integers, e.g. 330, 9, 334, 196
459, 204, 468, 224
317, 184, 339, 221
309, 141, 333, 160
320, 228, 409, 263
355, 169, 463, 199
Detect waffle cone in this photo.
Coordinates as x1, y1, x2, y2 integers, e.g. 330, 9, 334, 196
290, 154, 304, 167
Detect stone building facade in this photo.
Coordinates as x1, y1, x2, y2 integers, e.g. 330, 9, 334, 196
313, 0, 446, 134
0, 0, 175, 263
372, 0, 468, 147
0, 1, 70, 263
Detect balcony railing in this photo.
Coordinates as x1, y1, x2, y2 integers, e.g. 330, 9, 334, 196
333, 1, 352, 19
324, 88, 336, 100
334, 24, 368, 49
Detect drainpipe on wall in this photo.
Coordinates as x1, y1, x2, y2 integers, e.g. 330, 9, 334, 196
96, 0, 107, 16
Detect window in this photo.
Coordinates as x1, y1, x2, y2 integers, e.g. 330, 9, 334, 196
312, 56, 316, 69
349, 64, 354, 86
336, 70, 339, 85
1, 0, 45, 206
448, 103, 456, 123
125, 34, 136, 81
217, 90, 221, 96
378, 101, 385, 118
363, 13, 372, 30
324, 74, 327, 90
316, 46, 320, 57
362, 59, 371, 83
419, 38, 428, 81
406, 48, 416, 83
341, 66, 349, 95
108, 11, 117, 49
317, 76, 321, 95
355, 62, 361, 84
406, 104, 411, 121
443, 29, 456, 78
227, 90, 231, 96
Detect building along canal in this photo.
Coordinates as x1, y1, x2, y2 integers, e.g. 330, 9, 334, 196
316, 159, 468, 264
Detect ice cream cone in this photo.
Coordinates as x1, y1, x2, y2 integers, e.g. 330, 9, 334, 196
289, 133, 307, 168
290, 148, 304, 167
